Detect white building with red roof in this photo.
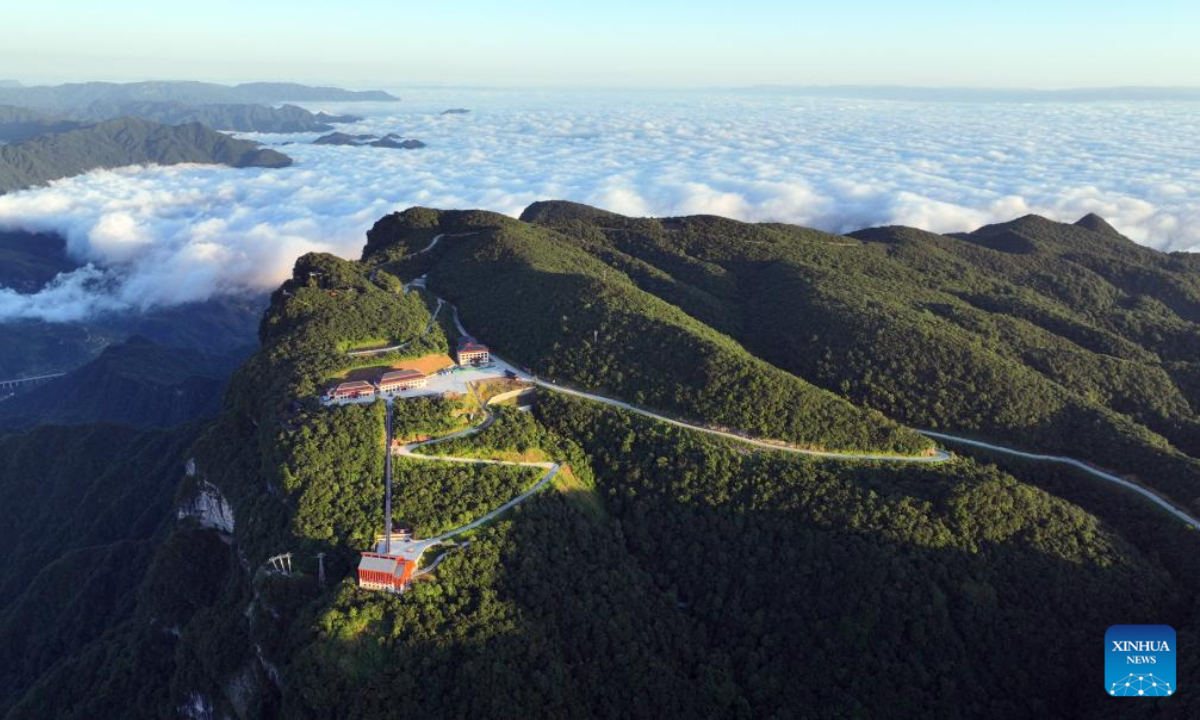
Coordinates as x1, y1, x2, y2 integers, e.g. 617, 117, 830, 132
378, 369, 427, 393
329, 380, 376, 400
456, 338, 490, 366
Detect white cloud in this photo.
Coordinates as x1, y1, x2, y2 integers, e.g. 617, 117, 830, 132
1, 89, 1198, 322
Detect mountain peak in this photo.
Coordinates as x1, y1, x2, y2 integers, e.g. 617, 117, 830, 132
519, 199, 617, 224
1074, 213, 1122, 237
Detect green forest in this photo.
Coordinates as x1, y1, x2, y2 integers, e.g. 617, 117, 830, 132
504, 202, 1200, 511
364, 207, 933, 457
5, 202, 1200, 718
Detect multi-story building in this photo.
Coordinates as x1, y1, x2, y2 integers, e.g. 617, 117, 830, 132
357, 552, 417, 592
456, 338, 490, 366
378, 369, 427, 393
329, 380, 376, 400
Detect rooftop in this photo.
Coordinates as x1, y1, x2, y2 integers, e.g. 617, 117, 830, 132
358, 552, 402, 574
380, 369, 425, 382
334, 380, 374, 391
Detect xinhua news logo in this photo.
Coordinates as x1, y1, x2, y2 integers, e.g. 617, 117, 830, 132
1106, 625, 1176, 697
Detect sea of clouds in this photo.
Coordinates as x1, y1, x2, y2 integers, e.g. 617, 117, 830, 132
1, 87, 1198, 322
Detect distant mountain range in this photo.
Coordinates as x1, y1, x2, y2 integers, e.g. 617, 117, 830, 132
0, 80, 397, 110
0, 225, 266, 381
0, 292, 265, 383
0, 116, 292, 194
0, 105, 80, 143
740, 84, 1200, 102
313, 131, 425, 149
69, 100, 362, 133
0, 336, 242, 430
2, 100, 362, 141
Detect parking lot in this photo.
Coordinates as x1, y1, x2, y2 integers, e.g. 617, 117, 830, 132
323, 355, 527, 406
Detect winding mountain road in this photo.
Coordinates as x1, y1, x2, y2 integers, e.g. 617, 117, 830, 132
450, 303, 950, 463
919, 431, 1200, 530
368, 287, 1200, 568
415, 231, 480, 256
381, 387, 560, 568
528, 376, 953, 462
454, 301, 1200, 530
399, 386, 559, 543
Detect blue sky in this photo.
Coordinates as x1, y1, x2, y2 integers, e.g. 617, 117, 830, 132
3, 0, 1199, 87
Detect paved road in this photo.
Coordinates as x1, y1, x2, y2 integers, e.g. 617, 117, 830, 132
447, 299, 1200, 530
919, 431, 1200, 530
386, 388, 561, 562
451, 303, 470, 338
418, 233, 445, 254
528, 376, 952, 462
450, 302, 949, 462
371, 289, 1200, 574
416, 230, 480, 256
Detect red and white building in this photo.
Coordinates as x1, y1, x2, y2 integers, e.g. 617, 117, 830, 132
357, 552, 417, 592
456, 339, 490, 366
329, 380, 376, 400
378, 369, 428, 393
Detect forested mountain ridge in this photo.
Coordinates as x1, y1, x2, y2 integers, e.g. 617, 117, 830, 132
5, 203, 1200, 718
363, 207, 932, 456
0, 422, 204, 714
0, 287, 266, 381
501, 201, 1200, 511
0, 117, 291, 194
0, 336, 245, 430
0, 104, 80, 143
70, 100, 359, 133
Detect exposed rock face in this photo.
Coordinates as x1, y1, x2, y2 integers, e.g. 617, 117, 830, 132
224, 664, 259, 719
178, 461, 236, 534
177, 692, 215, 720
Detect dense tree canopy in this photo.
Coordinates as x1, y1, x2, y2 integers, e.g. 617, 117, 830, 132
9, 202, 1200, 718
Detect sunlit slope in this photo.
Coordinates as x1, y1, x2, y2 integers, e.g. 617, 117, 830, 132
365, 207, 932, 456
516, 202, 1200, 509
